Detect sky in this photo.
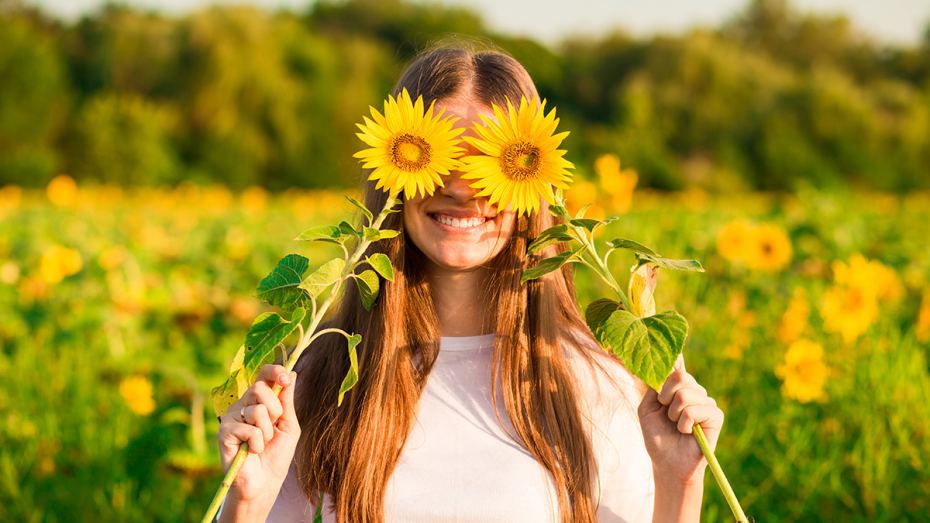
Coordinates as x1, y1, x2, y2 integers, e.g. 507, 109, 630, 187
24, 0, 930, 47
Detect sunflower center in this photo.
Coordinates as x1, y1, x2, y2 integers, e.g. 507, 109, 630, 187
501, 141, 541, 181
390, 133, 432, 172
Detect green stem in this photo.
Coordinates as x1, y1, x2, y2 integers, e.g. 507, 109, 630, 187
693, 423, 748, 523
200, 190, 402, 523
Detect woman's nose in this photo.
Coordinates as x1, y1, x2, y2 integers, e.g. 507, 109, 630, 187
437, 168, 481, 203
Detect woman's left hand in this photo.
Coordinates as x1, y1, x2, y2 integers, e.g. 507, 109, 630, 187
638, 355, 724, 485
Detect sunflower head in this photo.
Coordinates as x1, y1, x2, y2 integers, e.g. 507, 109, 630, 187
354, 88, 466, 199
460, 96, 574, 216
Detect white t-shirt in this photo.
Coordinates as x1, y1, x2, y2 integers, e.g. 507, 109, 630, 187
266, 334, 655, 522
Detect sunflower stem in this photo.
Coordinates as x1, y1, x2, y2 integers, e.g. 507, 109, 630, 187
200, 189, 403, 523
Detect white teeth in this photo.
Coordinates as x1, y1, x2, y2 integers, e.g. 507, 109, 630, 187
435, 215, 486, 228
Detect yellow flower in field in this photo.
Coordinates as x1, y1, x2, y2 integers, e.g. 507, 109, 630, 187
745, 224, 792, 272
240, 186, 268, 212
0, 261, 20, 284
564, 179, 601, 217
778, 288, 810, 344
776, 338, 829, 403
821, 284, 878, 344
595, 154, 638, 212
98, 246, 126, 271
47, 175, 78, 206
461, 97, 574, 216
821, 254, 902, 344
0, 184, 23, 208
716, 220, 754, 262
120, 376, 156, 416
40, 245, 83, 284
354, 88, 465, 199
917, 290, 930, 344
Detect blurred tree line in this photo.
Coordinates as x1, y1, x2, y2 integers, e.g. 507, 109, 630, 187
1, 0, 928, 191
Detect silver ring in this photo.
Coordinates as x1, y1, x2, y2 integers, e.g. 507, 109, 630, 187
240, 406, 247, 424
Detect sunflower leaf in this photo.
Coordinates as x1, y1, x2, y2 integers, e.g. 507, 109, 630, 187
575, 203, 594, 219
364, 253, 394, 282
601, 309, 689, 391
363, 228, 401, 242
295, 225, 346, 245
634, 252, 705, 272
569, 218, 602, 233
338, 221, 360, 237
210, 308, 306, 419
585, 298, 623, 346
337, 334, 362, 406
254, 254, 313, 312
528, 224, 575, 254
355, 270, 380, 310
345, 195, 373, 224
521, 250, 583, 283
549, 203, 570, 219
605, 239, 659, 257
299, 258, 347, 299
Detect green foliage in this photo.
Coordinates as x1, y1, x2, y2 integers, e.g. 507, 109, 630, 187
1, 0, 928, 190
255, 254, 313, 312
602, 309, 690, 391
0, 14, 68, 185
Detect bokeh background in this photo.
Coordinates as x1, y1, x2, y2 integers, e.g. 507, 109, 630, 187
1, 0, 929, 521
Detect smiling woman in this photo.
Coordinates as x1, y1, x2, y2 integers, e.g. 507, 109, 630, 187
215, 44, 724, 523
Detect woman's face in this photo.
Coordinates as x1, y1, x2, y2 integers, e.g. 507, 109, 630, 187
402, 101, 517, 275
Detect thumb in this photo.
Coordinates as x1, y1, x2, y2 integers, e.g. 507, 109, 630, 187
637, 382, 661, 420
674, 353, 686, 372
276, 371, 300, 435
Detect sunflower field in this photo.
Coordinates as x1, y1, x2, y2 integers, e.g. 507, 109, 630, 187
2, 167, 929, 522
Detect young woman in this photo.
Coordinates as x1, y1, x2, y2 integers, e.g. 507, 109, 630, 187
217, 47, 723, 523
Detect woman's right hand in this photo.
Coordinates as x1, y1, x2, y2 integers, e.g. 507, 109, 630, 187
217, 364, 301, 519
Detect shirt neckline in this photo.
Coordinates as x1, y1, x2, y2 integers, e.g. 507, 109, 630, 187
439, 333, 496, 352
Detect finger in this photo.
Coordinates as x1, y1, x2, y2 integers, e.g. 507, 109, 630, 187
222, 422, 266, 455
667, 387, 714, 423
277, 371, 301, 436
657, 368, 699, 405
243, 404, 276, 443
677, 404, 724, 440
674, 353, 686, 372
256, 364, 292, 389
244, 381, 285, 422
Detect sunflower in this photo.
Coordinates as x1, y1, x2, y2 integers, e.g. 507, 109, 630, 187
745, 224, 792, 272
354, 88, 465, 199
460, 97, 574, 216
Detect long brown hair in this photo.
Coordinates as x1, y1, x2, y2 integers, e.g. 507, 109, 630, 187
295, 46, 604, 523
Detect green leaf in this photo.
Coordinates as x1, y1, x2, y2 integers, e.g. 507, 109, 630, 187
355, 270, 380, 310
569, 218, 602, 232
365, 253, 394, 282
299, 258, 346, 299
602, 310, 689, 390
209, 308, 307, 418
548, 203, 570, 219
295, 225, 346, 245
337, 334, 362, 406
528, 224, 575, 254
576, 202, 594, 219
211, 344, 247, 420
606, 239, 659, 257
634, 252, 705, 272
344, 195, 373, 224
363, 228, 402, 242
254, 254, 312, 312
521, 250, 581, 284
338, 221, 359, 237
585, 298, 623, 346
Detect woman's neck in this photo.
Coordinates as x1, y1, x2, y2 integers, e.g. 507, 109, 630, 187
427, 267, 489, 337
